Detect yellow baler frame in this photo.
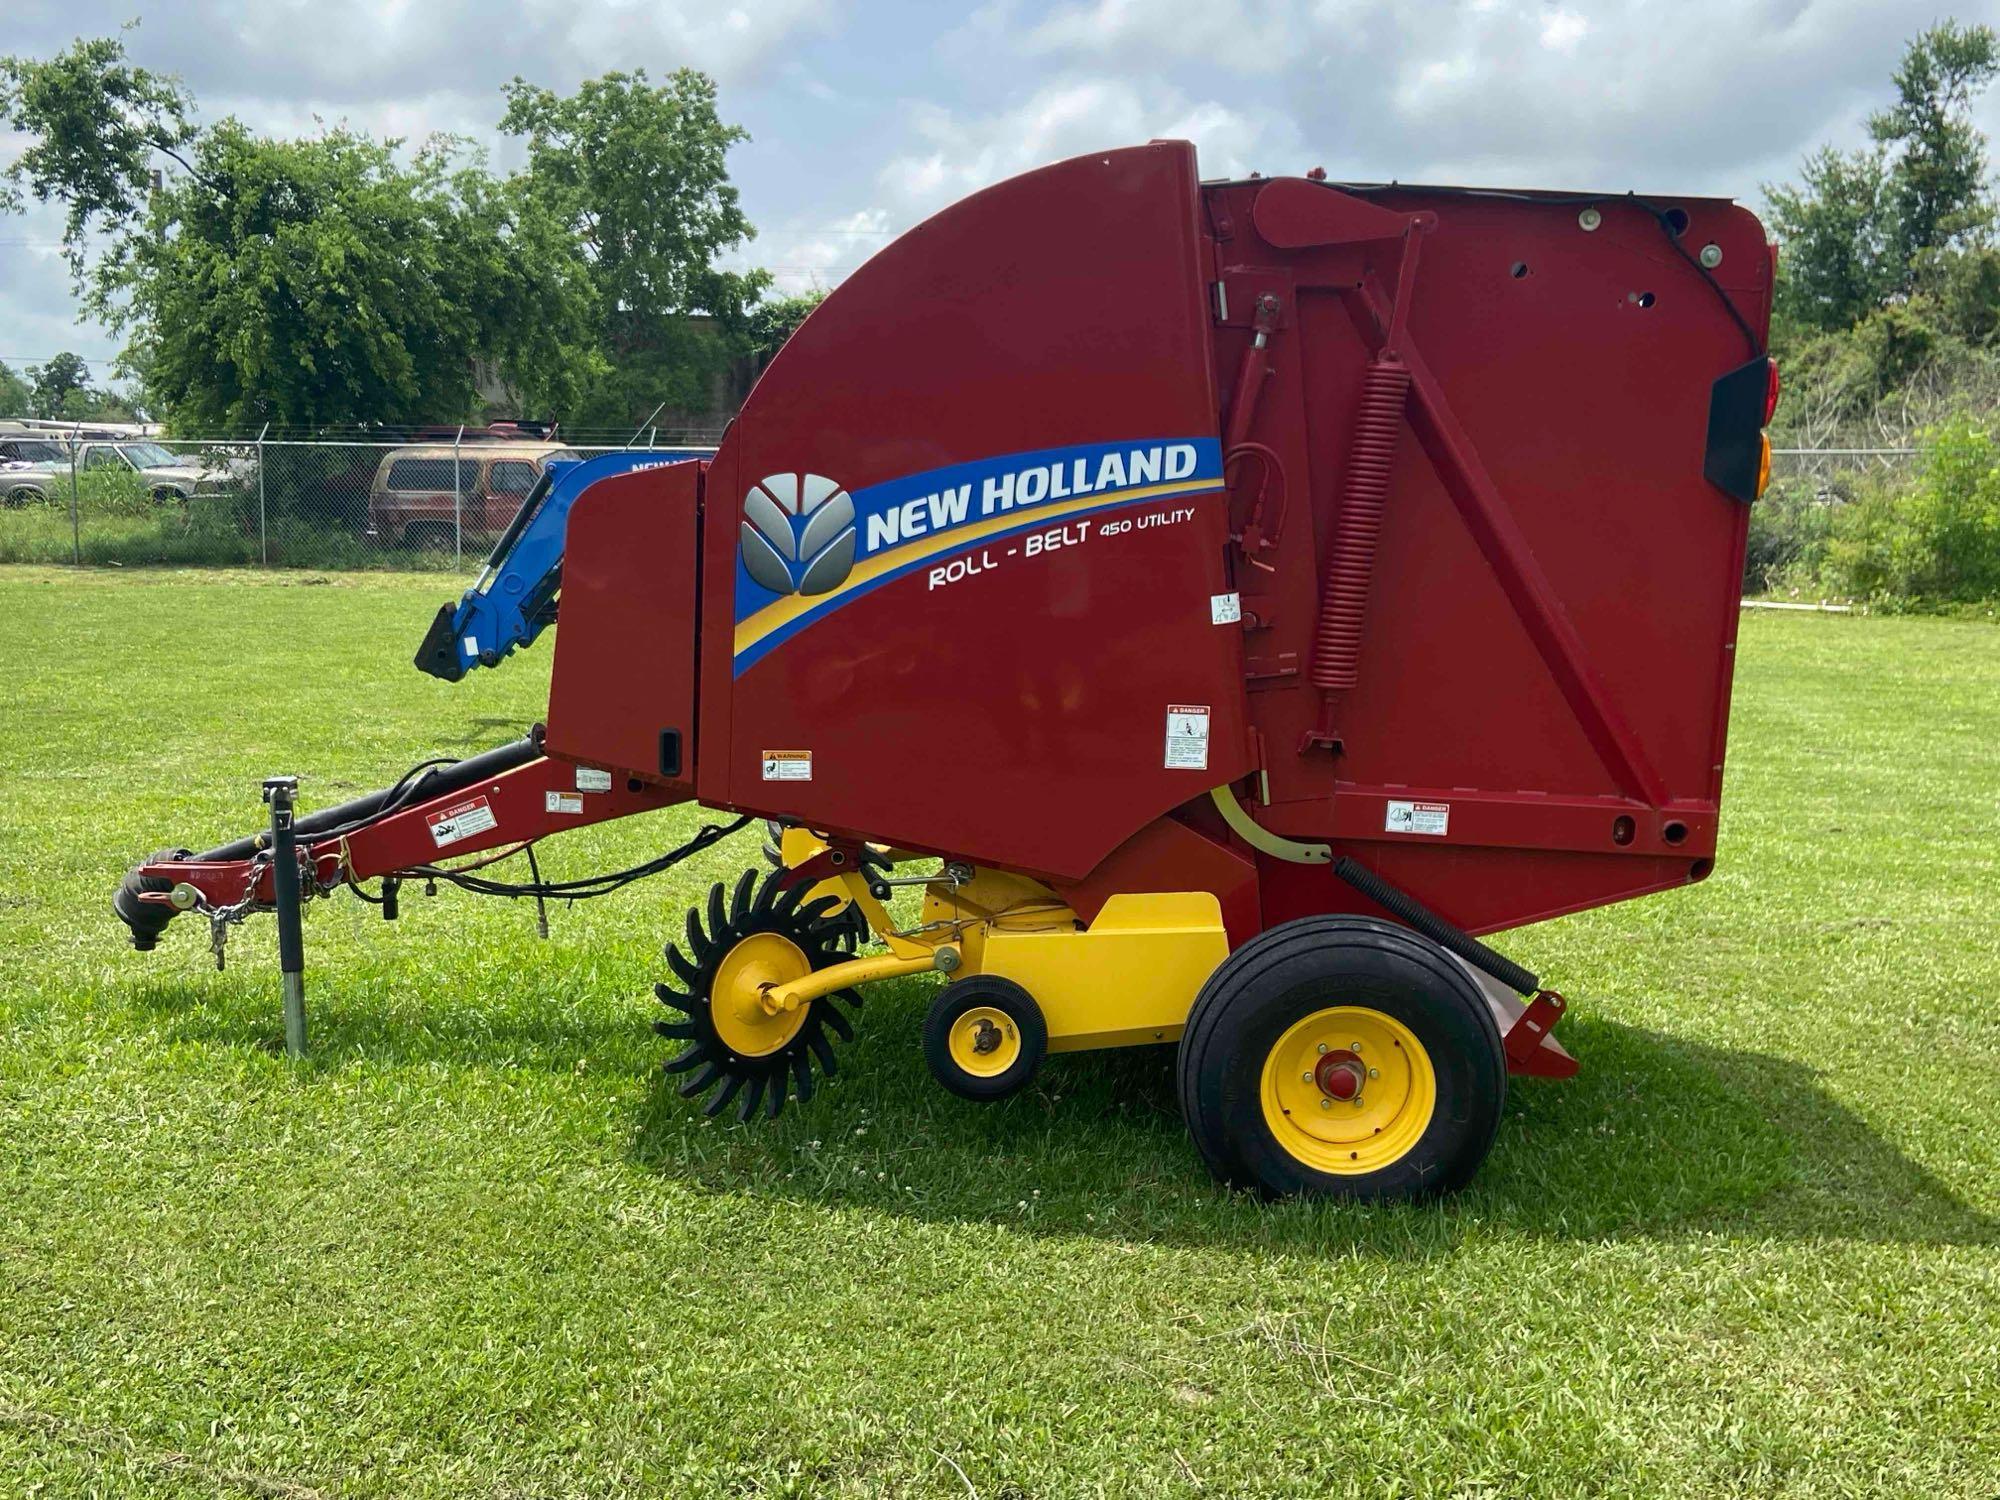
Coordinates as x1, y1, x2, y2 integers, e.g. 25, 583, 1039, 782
759, 844, 1228, 1051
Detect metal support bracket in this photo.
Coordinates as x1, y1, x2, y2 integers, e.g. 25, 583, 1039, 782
1209, 783, 1332, 864
1502, 989, 1574, 1077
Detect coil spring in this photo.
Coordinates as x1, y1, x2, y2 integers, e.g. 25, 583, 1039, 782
1310, 357, 1412, 691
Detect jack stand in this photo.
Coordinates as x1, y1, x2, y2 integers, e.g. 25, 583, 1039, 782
264, 776, 308, 1058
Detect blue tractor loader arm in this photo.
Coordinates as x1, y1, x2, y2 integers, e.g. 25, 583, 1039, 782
414, 449, 708, 682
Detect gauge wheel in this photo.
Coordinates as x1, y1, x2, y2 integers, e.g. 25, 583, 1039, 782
923, 975, 1047, 1101
1177, 916, 1505, 1201
655, 866, 862, 1121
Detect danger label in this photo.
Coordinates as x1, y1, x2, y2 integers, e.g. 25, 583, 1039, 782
1164, 705, 1210, 770
427, 795, 497, 847
762, 750, 812, 782
1386, 800, 1450, 837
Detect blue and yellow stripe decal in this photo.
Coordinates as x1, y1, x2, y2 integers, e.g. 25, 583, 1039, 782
732, 438, 1223, 676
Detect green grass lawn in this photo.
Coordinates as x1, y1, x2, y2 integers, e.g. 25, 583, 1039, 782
2, 566, 1996, 1498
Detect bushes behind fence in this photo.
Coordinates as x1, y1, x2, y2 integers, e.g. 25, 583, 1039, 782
1751, 418, 2000, 610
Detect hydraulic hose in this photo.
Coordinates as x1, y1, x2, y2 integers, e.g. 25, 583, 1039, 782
1333, 856, 1540, 996
188, 732, 544, 862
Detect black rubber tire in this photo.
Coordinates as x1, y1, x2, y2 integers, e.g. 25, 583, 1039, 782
1177, 915, 1506, 1202
924, 976, 1048, 1102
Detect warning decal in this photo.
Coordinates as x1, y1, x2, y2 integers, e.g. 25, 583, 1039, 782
427, 795, 497, 848
1385, 800, 1451, 837
546, 791, 584, 815
1164, 705, 1211, 770
762, 750, 813, 782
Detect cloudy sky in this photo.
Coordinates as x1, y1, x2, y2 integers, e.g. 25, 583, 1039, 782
5, 0, 1999, 387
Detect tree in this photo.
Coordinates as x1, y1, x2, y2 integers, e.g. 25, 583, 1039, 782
502, 70, 767, 428
101, 122, 599, 429
0, 360, 32, 414
1766, 147, 1898, 336
1870, 19, 2000, 268
746, 290, 826, 364
2, 34, 599, 429
1765, 21, 2000, 340
0, 31, 197, 281
27, 351, 90, 417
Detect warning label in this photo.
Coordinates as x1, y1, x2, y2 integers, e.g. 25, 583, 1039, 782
1210, 592, 1241, 625
1385, 800, 1451, 837
546, 791, 584, 815
762, 750, 812, 782
427, 795, 497, 847
1164, 705, 1211, 770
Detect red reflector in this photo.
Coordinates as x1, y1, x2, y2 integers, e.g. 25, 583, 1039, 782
1765, 359, 1781, 425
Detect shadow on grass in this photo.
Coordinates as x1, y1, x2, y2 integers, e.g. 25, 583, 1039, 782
627, 1003, 1999, 1257
126, 972, 1997, 1256
125, 971, 634, 1071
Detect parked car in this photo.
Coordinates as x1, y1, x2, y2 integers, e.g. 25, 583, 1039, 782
0, 435, 71, 467
0, 440, 237, 505
366, 442, 579, 547
1, 454, 66, 507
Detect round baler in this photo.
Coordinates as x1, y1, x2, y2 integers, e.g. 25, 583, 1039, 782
116, 142, 1777, 1201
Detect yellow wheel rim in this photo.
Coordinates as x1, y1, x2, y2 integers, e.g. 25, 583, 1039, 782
711, 932, 813, 1057
1258, 1006, 1436, 1175
946, 1005, 1021, 1079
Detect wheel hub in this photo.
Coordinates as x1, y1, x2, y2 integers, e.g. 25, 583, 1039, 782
1259, 1007, 1437, 1175
711, 931, 813, 1057
946, 1005, 1021, 1078
1314, 1049, 1365, 1101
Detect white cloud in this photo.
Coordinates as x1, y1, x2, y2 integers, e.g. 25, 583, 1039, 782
1023, 0, 1304, 71
0, 213, 119, 374
1010, 0, 1947, 193
732, 207, 895, 295
880, 78, 1301, 222
8, 0, 835, 113
1539, 9, 1587, 53
7, 0, 1996, 368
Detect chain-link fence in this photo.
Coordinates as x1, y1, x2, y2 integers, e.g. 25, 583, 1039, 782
1769, 445, 1918, 485
1747, 446, 1924, 595
0, 432, 719, 569
0, 436, 1926, 574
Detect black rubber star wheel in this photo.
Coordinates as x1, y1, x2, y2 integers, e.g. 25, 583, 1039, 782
654, 865, 862, 1121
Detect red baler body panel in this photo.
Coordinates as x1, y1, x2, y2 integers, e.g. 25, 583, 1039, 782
547, 460, 702, 797
562, 142, 1773, 940
699, 144, 1254, 880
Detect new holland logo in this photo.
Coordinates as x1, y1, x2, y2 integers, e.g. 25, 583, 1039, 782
740, 473, 856, 597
